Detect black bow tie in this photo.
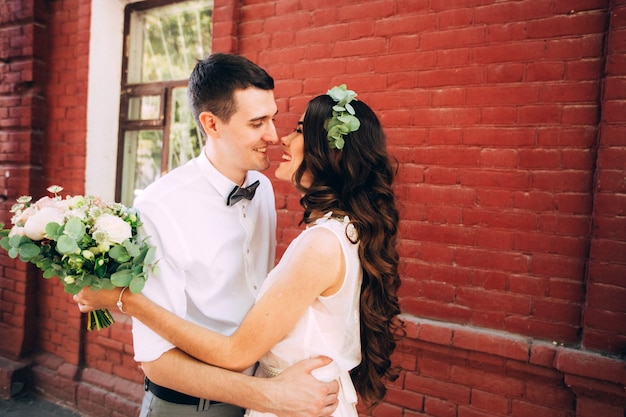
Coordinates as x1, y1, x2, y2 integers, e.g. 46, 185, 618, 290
226, 180, 260, 206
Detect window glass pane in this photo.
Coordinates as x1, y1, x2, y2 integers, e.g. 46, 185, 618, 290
169, 87, 203, 170
121, 130, 163, 205
128, 95, 161, 120
128, 0, 213, 83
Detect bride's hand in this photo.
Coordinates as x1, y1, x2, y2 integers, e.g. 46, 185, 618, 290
73, 287, 122, 312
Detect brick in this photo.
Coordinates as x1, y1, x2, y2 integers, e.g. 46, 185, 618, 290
403, 298, 473, 324
586, 282, 626, 312
566, 58, 603, 81
546, 35, 604, 60
421, 26, 486, 50
548, 279, 585, 302
406, 373, 470, 404
526, 62, 565, 82
531, 170, 592, 192
511, 398, 573, 417
530, 253, 585, 279
463, 208, 536, 230
583, 309, 626, 334
529, 343, 558, 367
532, 298, 582, 323
474, 1, 553, 24
537, 213, 589, 236
479, 149, 517, 168
600, 124, 626, 146
385, 385, 424, 411
576, 397, 625, 417
475, 228, 514, 250
370, 401, 404, 417
437, 48, 472, 68
519, 105, 563, 124
451, 366, 525, 398
519, 149, 562, 169
457, 406, 503, 417
452, 326, 530, 360
596, 147, 626, 181
485, 63, 524, 83
587, 262, 626, 287
407, 184, 476, 206
505, 316, 579, 343
424, 396, 456, 417
471, 389, 509, 414
593, 193, 626, 216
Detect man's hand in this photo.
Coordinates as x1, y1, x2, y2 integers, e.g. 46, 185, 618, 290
259, 356, 339, 417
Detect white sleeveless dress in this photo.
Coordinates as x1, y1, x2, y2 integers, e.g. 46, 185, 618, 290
246, 213, 362, 417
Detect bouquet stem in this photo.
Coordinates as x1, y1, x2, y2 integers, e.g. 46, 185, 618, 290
87, 308, 115, 331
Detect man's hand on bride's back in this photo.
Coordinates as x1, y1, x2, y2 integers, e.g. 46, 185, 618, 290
262, 356, 339, 417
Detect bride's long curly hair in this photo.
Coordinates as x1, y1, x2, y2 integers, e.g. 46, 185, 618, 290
294, 94, 405, 407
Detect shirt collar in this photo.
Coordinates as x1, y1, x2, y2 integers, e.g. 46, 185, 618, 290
197, 148, 254, 201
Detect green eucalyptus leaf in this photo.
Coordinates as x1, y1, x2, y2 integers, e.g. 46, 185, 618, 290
77, 274, 95, 288
19, 243, 41, 261
0, 236, 11, 251
97, 279, 116, 290
129, 276, 146, 293
45, 222, 62, 240
9, 234, 29, 248
110, 245, 131, 263
56, 235, 80, 255
63, 217, 85, 241
124, 240, 141, 258
64, 283, 81, 295
8, 247, 19, 259
110, 269, 132, 287
143, 246, 157, 265
43, 268, 59, 278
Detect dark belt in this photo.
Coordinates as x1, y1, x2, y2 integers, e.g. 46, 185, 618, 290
145, 377, 221, 406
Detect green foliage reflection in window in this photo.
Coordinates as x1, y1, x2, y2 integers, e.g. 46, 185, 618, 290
128, 0, 213, 84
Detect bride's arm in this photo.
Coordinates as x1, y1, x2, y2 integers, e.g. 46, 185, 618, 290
76, 227, 344, 371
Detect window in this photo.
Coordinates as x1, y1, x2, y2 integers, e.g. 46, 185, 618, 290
117, 0, 213, 205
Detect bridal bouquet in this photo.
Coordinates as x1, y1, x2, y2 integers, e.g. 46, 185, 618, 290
0, 186, 159, 331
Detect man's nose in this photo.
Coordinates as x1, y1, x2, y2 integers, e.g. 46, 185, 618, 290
264, 121, 279, 144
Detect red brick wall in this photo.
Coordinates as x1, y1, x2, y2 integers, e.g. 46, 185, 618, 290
584, 0, 626, 353
0, 0, 624, 416
255, 0, 608, 351
0, 0, 49, 361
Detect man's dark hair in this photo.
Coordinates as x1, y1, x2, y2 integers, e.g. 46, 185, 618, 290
188, 53, 274, 127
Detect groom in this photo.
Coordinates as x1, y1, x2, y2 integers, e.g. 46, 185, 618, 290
121, 53, 338, 417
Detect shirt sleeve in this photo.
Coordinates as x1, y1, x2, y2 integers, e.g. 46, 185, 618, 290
131, 198, 190, 362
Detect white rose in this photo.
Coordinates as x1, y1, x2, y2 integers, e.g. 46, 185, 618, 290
12, 206, 36, 227
23, 206, 65, 241
9, 225, 25, 237
93, 213, 132, 245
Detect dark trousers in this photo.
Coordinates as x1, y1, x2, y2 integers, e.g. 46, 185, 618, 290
139, 390, 245, 417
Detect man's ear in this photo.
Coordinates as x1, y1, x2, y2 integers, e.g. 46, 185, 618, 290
199, 111, 220, 139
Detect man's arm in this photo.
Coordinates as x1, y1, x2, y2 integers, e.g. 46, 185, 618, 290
144, 349, 339, 417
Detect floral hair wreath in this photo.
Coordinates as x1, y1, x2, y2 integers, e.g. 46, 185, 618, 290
324, 84, 361, 150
